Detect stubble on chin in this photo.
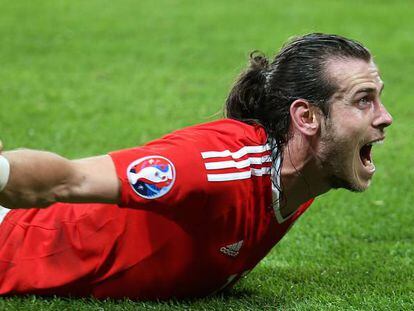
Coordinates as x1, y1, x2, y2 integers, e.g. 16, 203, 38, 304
317, 125, 367, 193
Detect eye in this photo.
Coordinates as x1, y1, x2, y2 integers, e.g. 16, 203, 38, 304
357, 95, 374, 108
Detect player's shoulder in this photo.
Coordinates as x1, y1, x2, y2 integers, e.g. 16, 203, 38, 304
171, 119, 272, 186
164, 119, 268, 150
185, 118, 266, 138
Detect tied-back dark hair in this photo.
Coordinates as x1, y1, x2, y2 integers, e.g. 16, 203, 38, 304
225, 33, 371, 190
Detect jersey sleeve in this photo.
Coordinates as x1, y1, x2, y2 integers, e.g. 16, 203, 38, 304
108, 133, 208, 219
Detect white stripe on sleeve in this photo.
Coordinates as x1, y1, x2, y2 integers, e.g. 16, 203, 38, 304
204, 156, 271, 170
201, 145, 270, 160
206, 171, 252, 182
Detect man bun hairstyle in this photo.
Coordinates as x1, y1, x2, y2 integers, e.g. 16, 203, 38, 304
225, 50, 270, 122
225, 33, 371, 167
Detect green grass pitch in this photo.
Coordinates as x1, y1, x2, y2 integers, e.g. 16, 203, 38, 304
0, 0, 413, 310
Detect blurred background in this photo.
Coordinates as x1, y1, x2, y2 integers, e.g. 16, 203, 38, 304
0, 1, 413, 309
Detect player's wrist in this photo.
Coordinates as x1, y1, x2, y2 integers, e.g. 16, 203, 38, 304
0, 155, 10, 192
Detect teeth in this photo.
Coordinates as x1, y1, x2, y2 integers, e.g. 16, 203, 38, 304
372, 140, 384, 145
360, 144, 373, 166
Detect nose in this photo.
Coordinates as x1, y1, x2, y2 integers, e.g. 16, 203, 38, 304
373, 103, 393, 130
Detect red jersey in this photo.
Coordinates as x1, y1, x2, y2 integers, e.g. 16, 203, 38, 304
0, 119, 313, 300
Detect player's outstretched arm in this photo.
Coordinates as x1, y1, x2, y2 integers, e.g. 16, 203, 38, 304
0, 149, 120, 209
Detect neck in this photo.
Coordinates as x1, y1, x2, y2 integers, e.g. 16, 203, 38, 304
277, 134, 331, 217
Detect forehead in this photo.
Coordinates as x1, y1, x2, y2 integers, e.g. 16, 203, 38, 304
326, 58, 383, 94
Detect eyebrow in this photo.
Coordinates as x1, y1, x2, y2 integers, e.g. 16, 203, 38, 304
355, 84, 385, 95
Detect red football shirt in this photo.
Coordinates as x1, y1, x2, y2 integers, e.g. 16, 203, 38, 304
0, 119, 313, 299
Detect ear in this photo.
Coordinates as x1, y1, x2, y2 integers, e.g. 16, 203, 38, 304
289, 99, 320, 136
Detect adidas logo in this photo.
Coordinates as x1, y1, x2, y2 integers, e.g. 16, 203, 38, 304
220, 240, 244, 257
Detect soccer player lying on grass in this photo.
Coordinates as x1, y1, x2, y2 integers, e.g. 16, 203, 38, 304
0, 33, 392, 300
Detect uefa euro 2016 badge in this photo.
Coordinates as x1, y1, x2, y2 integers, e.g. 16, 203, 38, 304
127, 156, 176, 199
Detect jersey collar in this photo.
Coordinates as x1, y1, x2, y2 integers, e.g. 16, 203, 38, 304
270, 150, 297, 224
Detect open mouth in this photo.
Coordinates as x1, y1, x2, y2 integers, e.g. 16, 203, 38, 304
359, 143, 373, 167
359, 138, 384, 171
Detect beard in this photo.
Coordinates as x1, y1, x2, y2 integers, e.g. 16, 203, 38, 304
317, 123, 368, 193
